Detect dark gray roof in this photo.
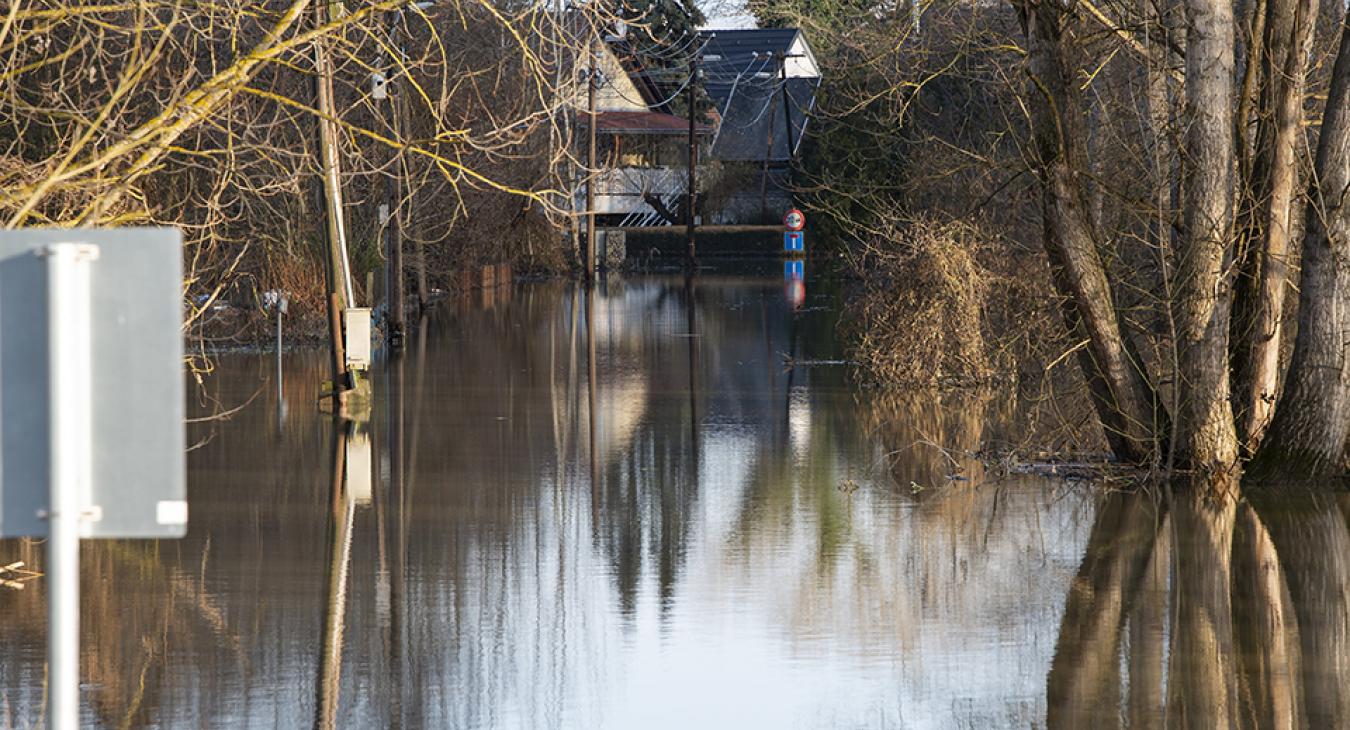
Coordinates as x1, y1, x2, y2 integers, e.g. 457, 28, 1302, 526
695, 29, 818, 162
708, 76, 818, 162
698, 28, 801, 67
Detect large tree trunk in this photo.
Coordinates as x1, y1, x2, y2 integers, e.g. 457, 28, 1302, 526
1174, 0, 1241, 476
1018, 0, 1166, 464
1231, 0, 1316, 452
1257, 19, 1350, 474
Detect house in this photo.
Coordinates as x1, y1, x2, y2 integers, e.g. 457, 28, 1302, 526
697, 28, 821, 224
699, 29, 821, 163
572, 39, 714, 228
571, 27, 821, 231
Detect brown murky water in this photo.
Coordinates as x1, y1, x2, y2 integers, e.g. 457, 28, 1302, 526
1, 266, 1346, 728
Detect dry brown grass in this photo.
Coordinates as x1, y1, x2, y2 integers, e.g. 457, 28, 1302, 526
846, 217, 1004, 386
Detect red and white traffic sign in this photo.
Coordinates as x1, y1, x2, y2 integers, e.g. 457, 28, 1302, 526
783, 208, 806, 232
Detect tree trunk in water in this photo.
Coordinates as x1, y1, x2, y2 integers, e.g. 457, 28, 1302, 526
1257, 20, 1350, 474
1046, 492, 1163, 728
1018, 1, 1165, 464
1175, 0, 1240, 476
1166, 491, 1239, 728
1231, 503, 1303, 730
1232, 0, 1316, 452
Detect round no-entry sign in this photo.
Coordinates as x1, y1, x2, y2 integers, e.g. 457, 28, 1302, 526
784, 208, 806, 232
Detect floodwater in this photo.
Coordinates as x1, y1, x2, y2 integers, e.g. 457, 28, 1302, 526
1, 264, 1348, 728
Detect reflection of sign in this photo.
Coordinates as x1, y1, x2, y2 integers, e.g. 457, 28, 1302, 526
784, 208, 806, 232
784, 231, 805, 252
0, 229, 186, 539
784, 260, 805, 309
346, 430, 373, 505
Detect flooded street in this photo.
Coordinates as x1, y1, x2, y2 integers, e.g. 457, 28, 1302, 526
1, 266, 1346, 728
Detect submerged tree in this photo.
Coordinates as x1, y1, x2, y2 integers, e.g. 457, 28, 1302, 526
1015, 0, 1350, 482
765, 0, 1350, 484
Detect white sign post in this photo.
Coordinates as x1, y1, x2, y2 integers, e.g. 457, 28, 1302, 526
44, 244, 98, 730
0, 229, 187, 730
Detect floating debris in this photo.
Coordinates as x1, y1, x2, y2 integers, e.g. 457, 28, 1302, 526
0, 561, 42, 590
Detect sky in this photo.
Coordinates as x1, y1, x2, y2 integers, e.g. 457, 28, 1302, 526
700, 0, 757, 29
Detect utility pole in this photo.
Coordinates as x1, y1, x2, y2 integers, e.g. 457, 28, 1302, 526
382, 10, 405, 350
585, 37, 598, 282
757, 56, 781, 218
315, 0, 351, 411
759, 51, 797, 217
780, 54, 795, 161
685, 52, 699, 268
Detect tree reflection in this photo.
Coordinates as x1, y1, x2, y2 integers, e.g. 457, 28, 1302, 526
1046, 485, 1350, 728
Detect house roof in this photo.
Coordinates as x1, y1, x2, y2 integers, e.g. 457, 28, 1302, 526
588, 110, 714, 136
694, 29, 821, 162
698, 28, 801, 65
706, 76, 819, 161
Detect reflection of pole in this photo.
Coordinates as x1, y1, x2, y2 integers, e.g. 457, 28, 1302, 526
45, 243, 98, 730
684, 272, 700, 471
388, 315, 426, 728
315, 420, 354, 730
386, 344, 407, 729
586, 284, 599, 518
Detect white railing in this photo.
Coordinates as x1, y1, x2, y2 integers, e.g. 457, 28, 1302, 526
573, 166, 688, 227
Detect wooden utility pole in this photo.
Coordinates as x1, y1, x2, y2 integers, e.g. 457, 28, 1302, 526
780, 56, 795, 161
685, 53, 699, 268
383, 11, 406, 350
758, 54, 783, 217
585, 39, 598, 282
315, 0, 351, 410
759, 52, 796, 217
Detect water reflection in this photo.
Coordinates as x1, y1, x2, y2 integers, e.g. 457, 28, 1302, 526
1045, 487, 1350, 728
0, 271, 1346, 728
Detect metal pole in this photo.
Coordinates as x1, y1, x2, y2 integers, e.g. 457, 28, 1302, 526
585, 38, 598, 282
43, 242, 99, 730
685, 54, 699, 268
276, 301, 284, 388
276, 298, 286, 428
